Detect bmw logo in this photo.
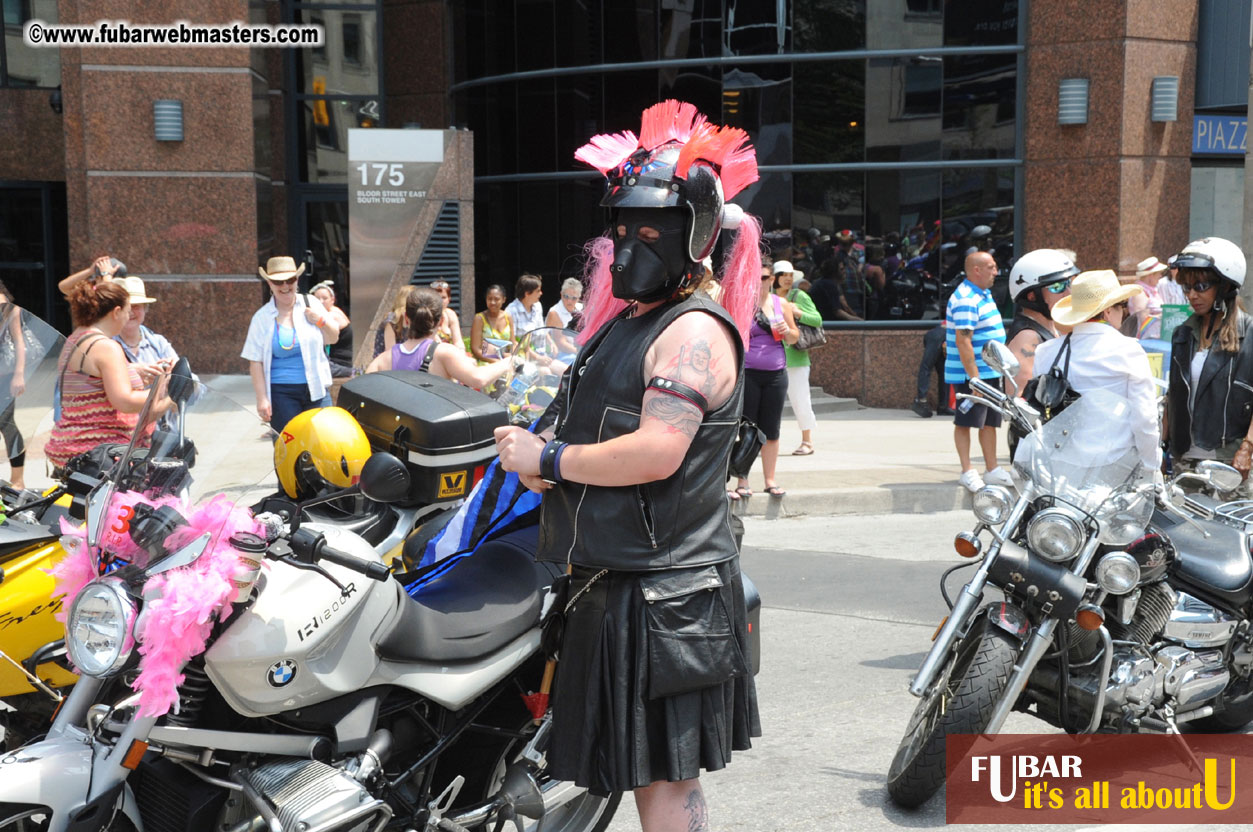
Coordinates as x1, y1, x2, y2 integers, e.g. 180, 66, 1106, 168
267, 659, 297, 688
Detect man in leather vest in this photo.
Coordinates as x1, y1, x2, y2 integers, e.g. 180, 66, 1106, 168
495, 101, 761, 832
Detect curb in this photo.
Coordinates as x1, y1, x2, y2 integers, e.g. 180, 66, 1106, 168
731, 483, 974, 519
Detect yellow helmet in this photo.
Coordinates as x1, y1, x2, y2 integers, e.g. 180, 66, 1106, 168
274, 407, 372, 499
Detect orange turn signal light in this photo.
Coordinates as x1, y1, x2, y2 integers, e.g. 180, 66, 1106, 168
931, 616, 949, 641
121, 740, 149, 770
1075, 605, 1105, 632
954, 532, 982, 558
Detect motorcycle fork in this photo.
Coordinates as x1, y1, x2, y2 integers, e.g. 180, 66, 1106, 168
910, 493, 1032, 697
983, 535, 1105, 734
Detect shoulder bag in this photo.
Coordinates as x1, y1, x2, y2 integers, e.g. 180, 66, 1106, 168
788, 289, 828, 351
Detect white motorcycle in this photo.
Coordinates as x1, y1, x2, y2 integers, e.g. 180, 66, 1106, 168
0, 373, 619, 832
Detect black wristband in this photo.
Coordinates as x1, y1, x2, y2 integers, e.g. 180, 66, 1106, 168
540, 440, 567, 484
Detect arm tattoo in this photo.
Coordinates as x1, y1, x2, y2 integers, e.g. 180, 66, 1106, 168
1018, 346, 1036, 357
685, 788, 710, 832
643, 392, 702, 438
662, 337, 719, 398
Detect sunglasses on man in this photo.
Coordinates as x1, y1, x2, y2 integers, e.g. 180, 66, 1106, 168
267, 276, 298, 287
1045, 279, 1070, 294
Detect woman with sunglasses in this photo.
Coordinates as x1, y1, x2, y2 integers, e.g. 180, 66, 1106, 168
242, 256, 339, 433
1004, 248, 1077, 392
1166, 236, 1253, 483
545, 278, 583, 329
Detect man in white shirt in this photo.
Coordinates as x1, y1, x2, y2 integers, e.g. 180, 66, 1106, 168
1033, 270, 1160, 473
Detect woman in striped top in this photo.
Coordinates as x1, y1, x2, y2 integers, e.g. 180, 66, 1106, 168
45, 280, 170, 470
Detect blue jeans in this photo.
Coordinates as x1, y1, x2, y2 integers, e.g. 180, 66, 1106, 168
270, 383, 331, 433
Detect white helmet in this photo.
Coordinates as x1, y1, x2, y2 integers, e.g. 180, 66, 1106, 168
1174, 237, 1246, 288
1009, 248, 1080, 301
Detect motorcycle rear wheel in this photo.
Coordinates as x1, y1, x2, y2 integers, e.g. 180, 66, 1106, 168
886, 616, 1018, 808
1194, 673, 1253, 732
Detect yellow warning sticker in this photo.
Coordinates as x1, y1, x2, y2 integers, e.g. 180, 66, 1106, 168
438, 470, 467, 499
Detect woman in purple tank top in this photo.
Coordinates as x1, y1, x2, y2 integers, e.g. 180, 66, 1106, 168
367, 288, 511, 390
731, 261, 798, 500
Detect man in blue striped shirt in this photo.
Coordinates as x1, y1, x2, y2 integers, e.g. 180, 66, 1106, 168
945, 251, 1012, 492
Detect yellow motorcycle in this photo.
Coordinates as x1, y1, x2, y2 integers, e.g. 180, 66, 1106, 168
0, 310, 79, 748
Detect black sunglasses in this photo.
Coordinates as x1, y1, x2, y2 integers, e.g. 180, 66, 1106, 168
1185, 280, 1214, 294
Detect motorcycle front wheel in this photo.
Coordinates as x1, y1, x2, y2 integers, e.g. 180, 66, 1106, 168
886, 616, 1018, 808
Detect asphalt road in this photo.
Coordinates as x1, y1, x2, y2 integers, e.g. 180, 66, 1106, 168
604, 512, 1229, 832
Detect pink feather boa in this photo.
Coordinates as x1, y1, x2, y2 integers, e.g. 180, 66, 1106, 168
53, 492, 263, 717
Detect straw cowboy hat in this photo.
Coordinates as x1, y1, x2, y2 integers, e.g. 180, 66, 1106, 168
118, 276, 155, 304
1051, 270, 1143, 327
1134, 256, 1169, 278
258, 256, 306, 282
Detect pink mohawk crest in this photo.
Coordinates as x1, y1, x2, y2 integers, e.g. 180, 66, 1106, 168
573, 130, 639, 176
675, 123, 759, 200
637, 100, 706, 151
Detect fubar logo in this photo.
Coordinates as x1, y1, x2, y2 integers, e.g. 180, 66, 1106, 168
439, 470, 467, 498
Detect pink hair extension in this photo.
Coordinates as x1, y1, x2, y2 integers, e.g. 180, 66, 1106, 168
716, 212, 765, 346
576, 234, 628, 345
573, 130, 639, 176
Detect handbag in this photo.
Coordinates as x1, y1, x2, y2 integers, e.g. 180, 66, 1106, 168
1022, 333, 1081, 420
788, 290, 828, 351
727, 418, 765, 480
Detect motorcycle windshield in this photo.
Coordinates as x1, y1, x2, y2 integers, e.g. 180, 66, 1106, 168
492, 326, 577, 426
1012, 388, 1154, 542
0, 309, 66, 494
83, 374, 277, 567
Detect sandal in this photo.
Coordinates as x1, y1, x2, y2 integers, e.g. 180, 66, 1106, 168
734, 485, 754, 498
726, 489, 741, 502
792, 442, 814, 456
764, 485, 787, 497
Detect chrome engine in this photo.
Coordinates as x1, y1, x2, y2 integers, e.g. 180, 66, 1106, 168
1035, 581, 1237, 725
226, 758, 391, 832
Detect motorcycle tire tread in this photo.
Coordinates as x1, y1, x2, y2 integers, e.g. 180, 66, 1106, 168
886, 619, 1018, 809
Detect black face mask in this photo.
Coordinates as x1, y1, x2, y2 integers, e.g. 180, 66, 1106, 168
610, 208, 690, 302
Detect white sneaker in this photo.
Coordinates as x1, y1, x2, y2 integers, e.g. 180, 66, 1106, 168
958, 469, 985, 493
984, 467, 1015, 488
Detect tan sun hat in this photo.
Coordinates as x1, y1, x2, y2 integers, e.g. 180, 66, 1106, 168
1134, 256, 1169, 278
1050, 270, 1143, 327
118, 276, 155, 304
258, 255, 306, 282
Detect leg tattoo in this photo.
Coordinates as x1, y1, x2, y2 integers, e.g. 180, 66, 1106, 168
684, 788, 710, 832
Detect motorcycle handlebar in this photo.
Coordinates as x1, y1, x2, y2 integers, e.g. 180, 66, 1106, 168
316, 541, 391, 582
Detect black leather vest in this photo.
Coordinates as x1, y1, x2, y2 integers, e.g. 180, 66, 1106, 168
537, 295, 744, 571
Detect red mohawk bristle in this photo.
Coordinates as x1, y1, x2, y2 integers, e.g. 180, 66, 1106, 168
574, 130, 639, 176
637, 100, 705, 151
674, 124, 759, 199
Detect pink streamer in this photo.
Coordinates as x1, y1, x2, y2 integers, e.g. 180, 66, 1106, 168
576, 235, 628, 346
716, 213, 765, 346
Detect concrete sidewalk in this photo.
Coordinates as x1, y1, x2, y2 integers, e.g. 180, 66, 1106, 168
731, 404, 1012, 519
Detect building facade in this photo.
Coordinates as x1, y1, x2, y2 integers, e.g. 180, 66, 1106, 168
0, 0, 1222, 404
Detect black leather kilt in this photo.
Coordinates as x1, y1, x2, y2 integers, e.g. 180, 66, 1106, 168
548, 559, 761, 796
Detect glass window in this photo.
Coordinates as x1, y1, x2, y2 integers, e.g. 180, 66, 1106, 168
660, 66, 721, 126
867, 0, 940, 49
865, 57, 941, 163
3, 0, 60, 88
517, 183, 560, 283
794, 0, 865, 51
515, 0, 555, 72
944, 0, 1018, 47
451, 0, 515, 82
475, 183, 519, 301
557, 75, 603, 171
299, 8, 379, 95
305, 198, 351, 309
793, 61, 864, 164
558, 179, 610, 273
517, 79, 557, 173
299, 98, 381, 182
556, 0, 600, 68
604, 70, 658, 132
660, 0, 723, 60
942, 53, 1016, 160
0, 185, 45, 263
605, 0, 658, 64
722, 63, 791, 166
725, 0, 789, 55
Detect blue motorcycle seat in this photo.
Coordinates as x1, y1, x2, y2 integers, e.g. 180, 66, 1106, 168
376, 526, 547, 663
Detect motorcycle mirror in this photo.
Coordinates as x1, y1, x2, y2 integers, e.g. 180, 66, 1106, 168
167, 357, 195, 405
982, 341, 1019, 380
1197, 460, 1243, 494
358, 453, 411, 504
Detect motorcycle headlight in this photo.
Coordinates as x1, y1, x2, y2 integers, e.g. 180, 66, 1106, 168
1026, 507, 1086, 562
66, 579, 137, 677
1097, 490, 1154, 547
1095, 552, 1141, 595
972, 485, 1013, 525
